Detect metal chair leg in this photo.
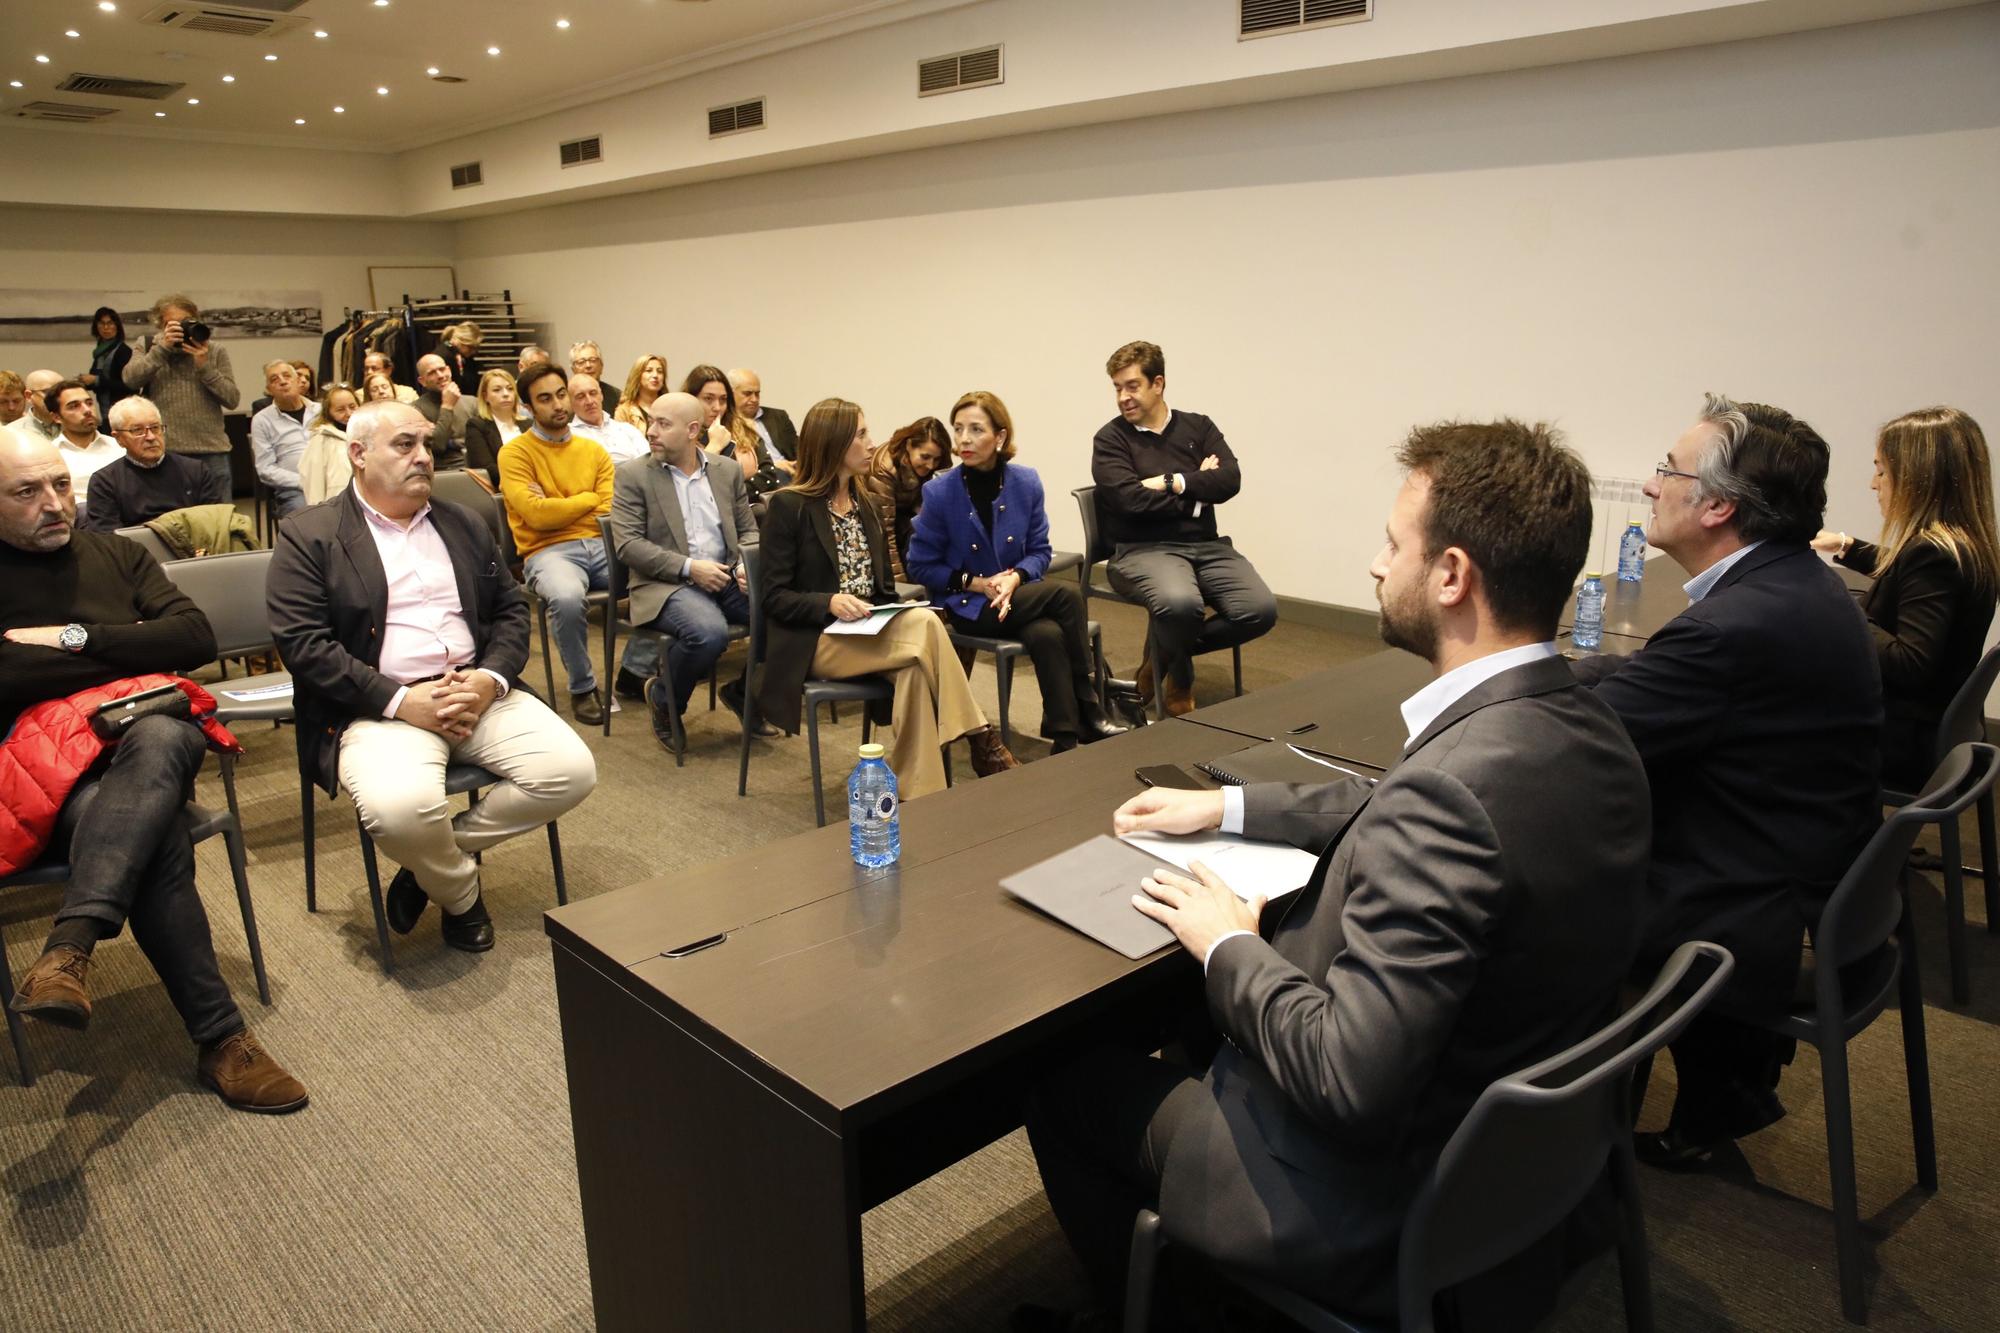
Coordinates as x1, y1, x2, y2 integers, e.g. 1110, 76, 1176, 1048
737, 695, 755, 797
1816, 1031, 1869, 1323
807, 701, 828, 828
357, 829, 395, 976
1941, 819, 1971, 1004
1609, 1134, 1656, 1333
537, 603, 556, 706
1231, 642, 1244, 698
1896, 906, 1939, 1189
996, 652, 1015, 750
221, 815, 271, 1005
601, 606, 617, 738
547, 820, 568, 906
301, 773, 317, 913
0, 934, 33, 1086
1123, 1209, 1163, 1333
1978, 787, 1998, 933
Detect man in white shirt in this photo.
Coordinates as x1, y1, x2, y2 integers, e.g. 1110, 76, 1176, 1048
44, 378, 124, 504
251, 359, 317, 518
568, 373, 648, 464
1019, 419, 1650, 1329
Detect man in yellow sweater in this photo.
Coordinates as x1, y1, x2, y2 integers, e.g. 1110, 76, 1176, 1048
498, 361, 614, 725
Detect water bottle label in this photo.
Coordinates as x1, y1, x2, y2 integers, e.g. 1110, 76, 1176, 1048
872, 791, 898, 822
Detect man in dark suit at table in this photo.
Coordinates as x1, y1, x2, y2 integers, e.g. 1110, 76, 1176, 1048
268, 400, 597, 953
610, 391, 769, 752
1020, 420, 1652, 1330
1571, 394, 1880, 1168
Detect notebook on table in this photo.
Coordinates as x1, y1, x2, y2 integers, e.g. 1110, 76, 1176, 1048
1195, 740, 1381, 788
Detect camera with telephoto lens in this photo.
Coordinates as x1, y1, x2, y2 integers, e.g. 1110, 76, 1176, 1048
180, 319, 211, 346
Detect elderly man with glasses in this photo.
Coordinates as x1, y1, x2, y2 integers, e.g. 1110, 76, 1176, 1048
80, 397, 228, 531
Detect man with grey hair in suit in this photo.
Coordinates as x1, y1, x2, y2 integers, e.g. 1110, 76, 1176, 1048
610, 391, 769, 753
1019, 420, 1653, 1331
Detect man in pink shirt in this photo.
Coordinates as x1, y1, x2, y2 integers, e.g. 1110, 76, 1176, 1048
268, 401, 597, 952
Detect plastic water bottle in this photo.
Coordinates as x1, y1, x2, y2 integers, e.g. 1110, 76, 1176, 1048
1573, 574, 1605, 651
848, 743, 900, 868
1617, 521, 1648, 583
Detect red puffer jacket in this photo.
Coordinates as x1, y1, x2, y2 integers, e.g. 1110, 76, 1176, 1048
0, 675, 240, 877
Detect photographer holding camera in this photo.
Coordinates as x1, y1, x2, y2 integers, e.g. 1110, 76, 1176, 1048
122, 294, 241, 499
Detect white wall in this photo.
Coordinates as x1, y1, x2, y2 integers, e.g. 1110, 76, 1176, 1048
455, 6, 2000, 611
0, 207, 455, 402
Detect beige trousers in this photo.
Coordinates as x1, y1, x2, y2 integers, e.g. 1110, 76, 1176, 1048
810, 609, 988, 799
337, 690, 597, 914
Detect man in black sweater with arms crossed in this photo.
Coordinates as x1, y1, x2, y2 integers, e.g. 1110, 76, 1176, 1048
0, 431, 306, 1113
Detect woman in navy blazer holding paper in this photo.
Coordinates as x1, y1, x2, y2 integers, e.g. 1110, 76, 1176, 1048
906, 391, 1126, 753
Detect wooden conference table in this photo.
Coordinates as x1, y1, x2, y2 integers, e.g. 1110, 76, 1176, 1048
546, 554, 1863, 1330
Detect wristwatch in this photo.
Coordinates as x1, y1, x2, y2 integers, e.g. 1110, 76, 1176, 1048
58, 623, 87, 653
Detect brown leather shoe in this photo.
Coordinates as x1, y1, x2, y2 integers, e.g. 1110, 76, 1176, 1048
1163, 674, 1196, 717
198, 1029, 310, 1115
9, 944, 91, 1030
967, 727, 1021, 777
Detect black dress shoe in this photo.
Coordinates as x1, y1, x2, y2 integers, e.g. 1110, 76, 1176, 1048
720, 678, 779, 738
1077, 703, 1129, 744
570, 690, 605, 726
1051, 735, 1079, 755
440, 894, 495, 953
644, 679, 686, 755
1633, 1127, 1729, 1172
385, 867, 428, 935
613, 668, 649, 701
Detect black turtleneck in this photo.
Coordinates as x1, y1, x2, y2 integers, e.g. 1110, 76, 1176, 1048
965, 459, 1004, 539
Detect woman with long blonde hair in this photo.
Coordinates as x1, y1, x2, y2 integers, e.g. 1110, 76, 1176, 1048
614, 353, 669, 429
462, 368, 531, 482
1815, 405, 2000, 785
754, 398, 1017, 797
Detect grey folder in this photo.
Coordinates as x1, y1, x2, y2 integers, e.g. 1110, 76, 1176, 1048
1000, 835, 1178, 960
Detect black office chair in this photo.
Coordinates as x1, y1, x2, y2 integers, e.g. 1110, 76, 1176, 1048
302, 761, 568, 976
112, 524, 180, 565
595, 515, 748, 752
428, 468, 505, 544
736, 543, 907, 828
1752, 742, 1995, 1322
1072, 485, 1243, 722
1125, 940, 1734, 1333
496, 497, 612, 709
944, 617, 1109, 750
1, 798, 271, 1086
1880, 643, 2000, 1004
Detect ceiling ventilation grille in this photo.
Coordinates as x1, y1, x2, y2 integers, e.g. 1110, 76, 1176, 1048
917, 45, 1003, 97
14, 101, 121, 123
707, 97, 766, 138
140, 3, 311, 39
558, 135, 603, 168
450, 162, 483, 190
1240, 0, 1371, 39
56, 73, 185, 100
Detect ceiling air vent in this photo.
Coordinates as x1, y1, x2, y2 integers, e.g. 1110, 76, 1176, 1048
140, 2, 311, 39
450, 161, 483, 190
1240, 0, 1371, 39
707, 97, 766, 139
918, 45, 1003, 98
13, 101, 120, 123
56, 73, 185, 100
558, 135, 603, 168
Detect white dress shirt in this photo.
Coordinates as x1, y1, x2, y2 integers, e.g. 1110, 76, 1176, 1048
573, 414, 649, 463
353, 484, 510, 718
1682, 540, 1762, 603
56, 431, 125, 501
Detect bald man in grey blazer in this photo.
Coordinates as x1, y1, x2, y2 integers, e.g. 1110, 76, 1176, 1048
610, 391, 763, 750
1020, 421, 1652, 1330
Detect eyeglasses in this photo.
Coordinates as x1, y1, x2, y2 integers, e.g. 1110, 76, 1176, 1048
1654, 462, 1699, 482
116, 424, 165, 437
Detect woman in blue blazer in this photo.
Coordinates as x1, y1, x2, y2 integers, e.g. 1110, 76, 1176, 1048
906, 391, 1126, 752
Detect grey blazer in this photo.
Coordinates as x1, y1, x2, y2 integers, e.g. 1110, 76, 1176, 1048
1158, 654, 1651, 1321
609, 451, 756, 627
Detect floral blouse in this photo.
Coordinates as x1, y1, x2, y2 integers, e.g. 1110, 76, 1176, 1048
830, 504, 873, 599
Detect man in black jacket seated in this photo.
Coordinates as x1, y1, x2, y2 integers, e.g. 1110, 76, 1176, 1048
1573, 393, 1881, 1168
1021, 420, 1650, 1330
1, 432, 307, 1113
81, 396, 227, 531
267, 401, 596, 953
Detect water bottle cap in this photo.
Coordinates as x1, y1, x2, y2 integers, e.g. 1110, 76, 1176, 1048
1627, 520, 1645, 528
1584, 571, 1604, 580
858, 743, 885, 759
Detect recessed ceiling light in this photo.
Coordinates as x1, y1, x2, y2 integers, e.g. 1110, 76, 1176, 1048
186, 97, 199, 105
556, 19, 571, 29
65, 30, 81, 38
294, 118, 306, 125
7, 81, 21, 89
264, 53, 278, 61
333, 105, 345, 113
313, 30, 328, 39
487, 46, 500, 56
221, 74, 234, 82
99, 2, 118, 11
154, 111, 166, 117
34, 55, 50, 64
425, 66, 439, 76
373, 0, 389, 6
376, 86, 389, 95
